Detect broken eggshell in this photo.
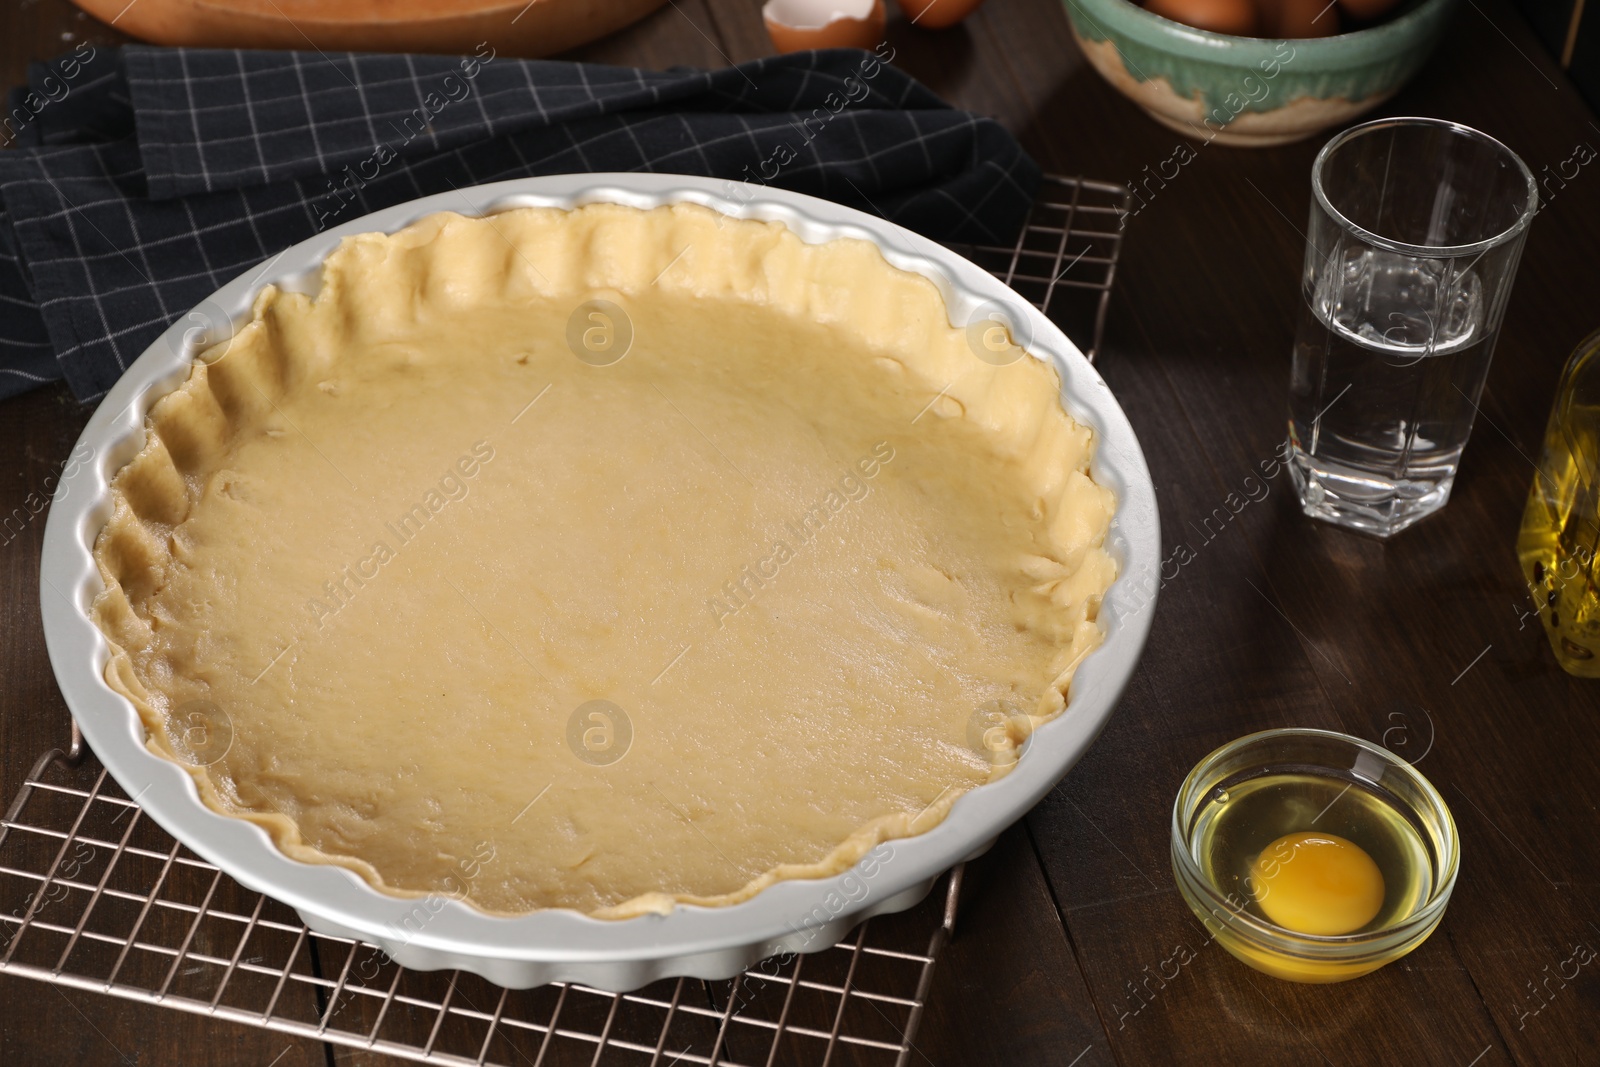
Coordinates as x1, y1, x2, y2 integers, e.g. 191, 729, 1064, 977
763, 0, 887, 52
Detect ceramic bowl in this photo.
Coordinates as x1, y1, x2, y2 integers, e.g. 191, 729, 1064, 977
1062, 0, 1459, 147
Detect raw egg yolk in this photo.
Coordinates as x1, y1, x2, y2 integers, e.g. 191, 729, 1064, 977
1249, 831, 1384, 936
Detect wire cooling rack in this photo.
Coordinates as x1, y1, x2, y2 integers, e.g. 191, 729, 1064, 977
0, 174, 1128, 1065
947, 173, 1130, 362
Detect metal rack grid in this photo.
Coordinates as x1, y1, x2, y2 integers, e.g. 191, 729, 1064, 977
948, 173, 1130, 362
0, 173, 1128, 1065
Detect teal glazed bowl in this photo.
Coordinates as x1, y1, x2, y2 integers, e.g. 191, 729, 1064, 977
1062, 0, 1459, 146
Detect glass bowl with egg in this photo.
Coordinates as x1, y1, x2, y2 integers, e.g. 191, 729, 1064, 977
1171, 727, 1459, 982
1063, 0, 1458, 147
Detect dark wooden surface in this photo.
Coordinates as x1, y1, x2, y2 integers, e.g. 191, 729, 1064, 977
3, 0, 1597, 1064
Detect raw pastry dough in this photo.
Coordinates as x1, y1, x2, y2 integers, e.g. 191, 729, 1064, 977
91, 203, 1116, 917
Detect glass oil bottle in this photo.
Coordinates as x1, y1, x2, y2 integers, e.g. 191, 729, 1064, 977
1518, 329, 1600, 677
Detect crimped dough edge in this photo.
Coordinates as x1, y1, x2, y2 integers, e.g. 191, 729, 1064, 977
89, 203, 1117, 919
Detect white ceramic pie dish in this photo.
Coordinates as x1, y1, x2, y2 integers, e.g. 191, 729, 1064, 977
39, 173, 1160, 991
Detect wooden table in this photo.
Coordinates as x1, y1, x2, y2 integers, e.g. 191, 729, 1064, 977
2, 1, 1595, 1063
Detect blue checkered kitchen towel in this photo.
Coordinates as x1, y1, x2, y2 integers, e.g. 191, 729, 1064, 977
0, 44, 1039, 404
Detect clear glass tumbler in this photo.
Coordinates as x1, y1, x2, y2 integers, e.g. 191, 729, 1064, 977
1287, 117, 1538, 537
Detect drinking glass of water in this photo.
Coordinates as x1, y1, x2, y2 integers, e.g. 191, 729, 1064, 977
1287, 117, 1538, 537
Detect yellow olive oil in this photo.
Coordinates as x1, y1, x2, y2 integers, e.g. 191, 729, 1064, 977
1518, 331, 1600, 677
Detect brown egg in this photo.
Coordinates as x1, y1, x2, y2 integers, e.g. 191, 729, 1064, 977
1337, 0, 1402, 20
1259, 0, 1340, 37
896, 0, 986, 30
764, 0, 887, 53
1143, 0, 1260, 37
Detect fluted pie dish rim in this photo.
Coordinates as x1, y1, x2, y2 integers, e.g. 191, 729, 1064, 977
40, 172, 1160, 990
